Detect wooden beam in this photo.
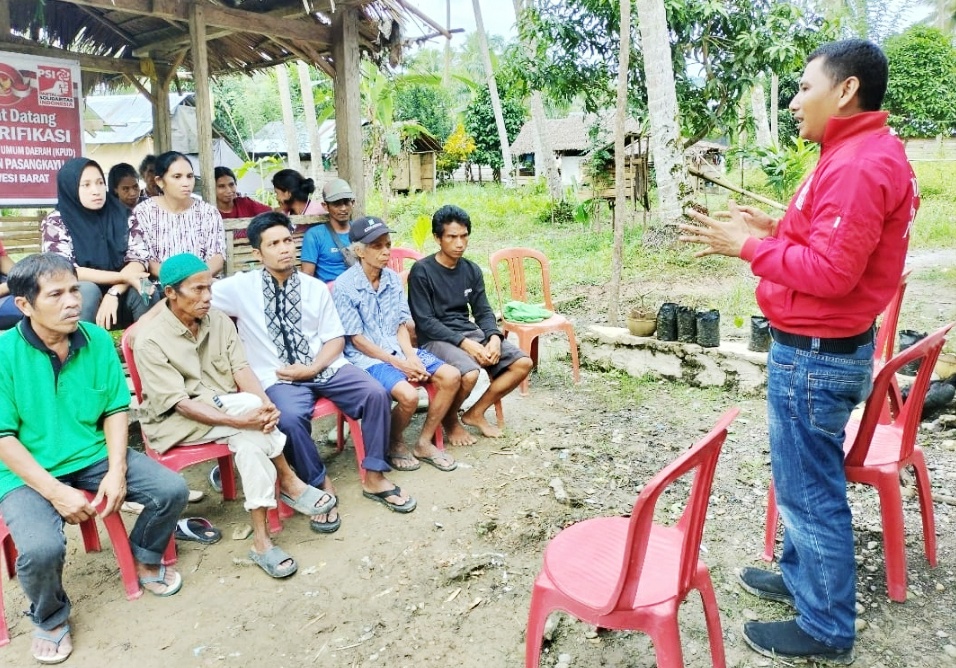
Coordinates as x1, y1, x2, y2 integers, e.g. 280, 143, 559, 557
332, 6, 364, 216
67, 0, 332, 45
132, 28, 233, 58
76, 5, 140, 45
0, 1, 11, 36
189, 2, 216, 203
0, 35, 143, 76
395, 0, 451, 39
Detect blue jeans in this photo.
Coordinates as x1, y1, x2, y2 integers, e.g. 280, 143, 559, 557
768, 338, 873, 649
0, 450, 188, 630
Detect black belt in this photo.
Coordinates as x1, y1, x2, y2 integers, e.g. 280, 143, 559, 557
770, 326, 874, 354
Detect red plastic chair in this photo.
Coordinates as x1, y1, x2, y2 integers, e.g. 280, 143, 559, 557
0, 513, 14, 646
525, 408, 739, 668
0, 489, 144, 609
121, 329, 238, 555
763, 322, 954, 602
489, 248, 580, 396
387, 247, 423, 285
874, 269, 910, 367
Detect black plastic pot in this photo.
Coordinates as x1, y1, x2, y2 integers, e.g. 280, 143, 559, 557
898, 329, 927, 376
749, 316, 771, 352
676, 306, 697, 343
696, 309, 720, 348
657, 302, 678, 341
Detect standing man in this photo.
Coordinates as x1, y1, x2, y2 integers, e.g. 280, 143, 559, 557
333, 216, 460, 472
681, 40, 918, 664
134, 253, 336, 579
212, 212, 416, 529
0, 254, 188, 665
408, 205, 532, 445
301, 178, 356, 281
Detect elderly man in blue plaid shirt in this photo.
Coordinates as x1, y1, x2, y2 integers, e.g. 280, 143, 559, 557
333, 217, 460, 472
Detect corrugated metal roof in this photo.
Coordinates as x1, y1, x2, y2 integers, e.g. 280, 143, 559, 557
245, 120, 337, 157
84, 93, 192, 145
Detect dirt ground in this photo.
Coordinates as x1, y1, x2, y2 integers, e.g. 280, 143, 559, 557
2, 250, 955, 668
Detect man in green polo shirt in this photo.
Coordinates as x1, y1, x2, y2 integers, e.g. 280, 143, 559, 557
0, 253, 188, 665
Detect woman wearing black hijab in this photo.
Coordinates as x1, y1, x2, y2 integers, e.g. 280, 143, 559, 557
41, 158, 153, 328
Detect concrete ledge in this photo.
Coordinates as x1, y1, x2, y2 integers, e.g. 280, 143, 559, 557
581, 325, 768, 394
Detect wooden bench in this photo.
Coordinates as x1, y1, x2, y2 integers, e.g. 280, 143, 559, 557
0, 214, 44, 257
223, 214, 325, 275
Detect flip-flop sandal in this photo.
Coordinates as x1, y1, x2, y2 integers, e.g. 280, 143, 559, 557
209, 465, 222, 493
32, 624, 72, 665
310, 504, 342, 534
139, 564, 183, 597
279, 486, 336, 516
249, 546, 297, 578
188, 489, 205, 503
387, 453, 421, 471
175, 517, 222, 544
362, 485, 417, 514
418, 454, 458, 472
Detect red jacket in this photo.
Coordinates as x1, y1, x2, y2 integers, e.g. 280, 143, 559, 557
740, 111, 918, 338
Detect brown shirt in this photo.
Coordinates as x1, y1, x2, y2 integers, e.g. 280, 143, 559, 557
134, 306, 247, 452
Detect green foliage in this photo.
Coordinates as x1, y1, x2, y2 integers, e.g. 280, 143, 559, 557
410, 215, 432, 251
394, 83, 454, 142
743, 138, 818, 201
537, 199, 577, 226
521, 0, 832, 145
463, 85, 527, 177
437, 123, 476, 181
884, 26, 956, 138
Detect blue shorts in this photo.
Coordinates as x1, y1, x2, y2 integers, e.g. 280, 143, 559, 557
366, 349, 445, 393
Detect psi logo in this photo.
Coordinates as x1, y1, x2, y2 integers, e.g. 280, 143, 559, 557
37, 65, 74, 108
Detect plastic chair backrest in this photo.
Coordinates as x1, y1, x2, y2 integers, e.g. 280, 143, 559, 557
845, 322, 953, 468
874, 269, 911, 366
602, 408, 739, 615
120, 327, 144, 402
489, 247, 555, 315
387, 247, 423, 274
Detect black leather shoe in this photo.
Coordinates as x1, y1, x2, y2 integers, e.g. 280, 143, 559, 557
738, 567, 796, 608
744, 619, 854, 665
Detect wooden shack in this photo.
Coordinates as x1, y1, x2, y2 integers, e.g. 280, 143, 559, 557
390, 127, 441, 193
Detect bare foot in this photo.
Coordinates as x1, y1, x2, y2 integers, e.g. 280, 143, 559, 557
310, 504, 341, 533
461, 409, 503, 438
32, 623, 72, 664
445, 421, 478, 446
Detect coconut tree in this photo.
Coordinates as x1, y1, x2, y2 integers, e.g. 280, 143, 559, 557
635, 0, 688, 229
472, 0, 515, 186
607, 0, 632, 326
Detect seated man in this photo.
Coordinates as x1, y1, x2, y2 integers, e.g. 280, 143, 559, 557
0, 253, 188, 665
134, 253, 336, 579
212, 212, 416, 529
333, 216, 460, 472
408, 205, 533, 445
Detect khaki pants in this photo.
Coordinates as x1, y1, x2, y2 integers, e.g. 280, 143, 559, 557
184, 392, 286, 511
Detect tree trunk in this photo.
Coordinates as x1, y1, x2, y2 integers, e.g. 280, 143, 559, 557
634, 0, 688, 231
751, 77, 773, 148
770, 73, 779, 146
297, 61, 325, 183
607, 0, 631, 327
513, 0, 562, 200
472, 0, 515, 186
276, 64, 302, 172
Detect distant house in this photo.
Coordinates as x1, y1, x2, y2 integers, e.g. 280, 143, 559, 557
244, 119, 336, 176
510, 112, 645, 187
83, 93, 257, 194
389, 125, 441, 193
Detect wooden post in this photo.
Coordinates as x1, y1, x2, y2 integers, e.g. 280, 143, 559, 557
332, 6, 364, 216
189, 2, 216, 204
147, 62, 172, 155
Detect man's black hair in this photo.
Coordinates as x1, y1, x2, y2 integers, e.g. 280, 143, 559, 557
808, 39, 888, 112
138, 154, 156, 175
247, 211, 294, 250
431, 205, 471, 237
8, 253, 77, 306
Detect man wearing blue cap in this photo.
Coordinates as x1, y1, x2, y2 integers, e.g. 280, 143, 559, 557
333, 217, 460, 472
134, 253, 336, 579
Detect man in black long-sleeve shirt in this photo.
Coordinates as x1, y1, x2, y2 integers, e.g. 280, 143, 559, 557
408, 205, 532, 445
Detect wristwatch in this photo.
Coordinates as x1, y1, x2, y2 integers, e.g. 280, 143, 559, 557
107, 287, 121, 297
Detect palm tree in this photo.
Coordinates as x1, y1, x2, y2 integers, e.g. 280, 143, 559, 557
635, 0, 688, 229
472, 0, 515, 186
608, 0, 632, 326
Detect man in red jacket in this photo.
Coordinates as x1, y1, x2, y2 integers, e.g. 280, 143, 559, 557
681, 39, 918, 664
